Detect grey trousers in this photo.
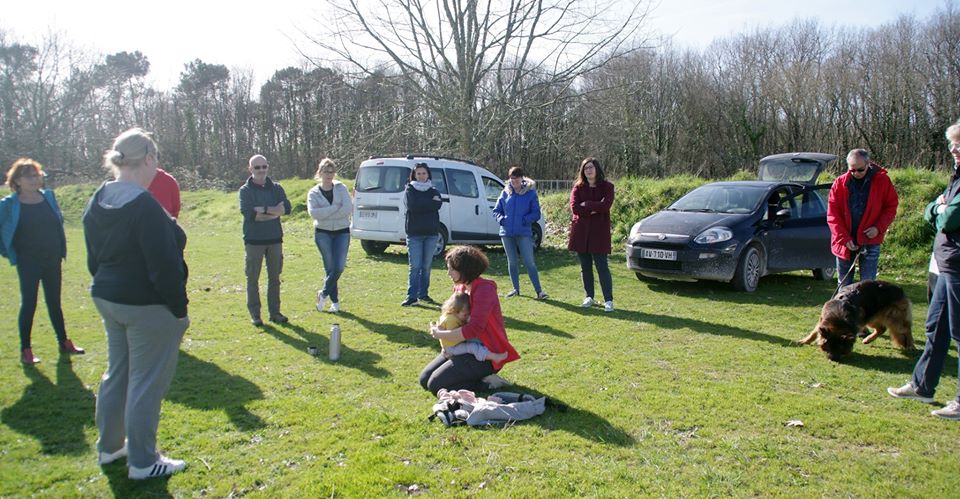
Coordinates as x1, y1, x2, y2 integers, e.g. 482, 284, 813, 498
93, 298, 189, 468
245, 243, 283, 319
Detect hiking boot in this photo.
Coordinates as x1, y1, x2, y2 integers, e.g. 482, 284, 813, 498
581, 297, 595, 308
932, 400, 960, 420
128, 454, 186, 480
21, 348, 39, 365
270, 313, 288, 324
887, 383, 934, 403
60, 339, 85, 355
251, 317, 264, 326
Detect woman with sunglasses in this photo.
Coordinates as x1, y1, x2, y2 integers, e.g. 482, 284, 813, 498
309, 158, 352, 313
1, 158, 84, 364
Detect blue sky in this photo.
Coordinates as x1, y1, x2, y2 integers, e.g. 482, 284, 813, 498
2, 0, 949, 90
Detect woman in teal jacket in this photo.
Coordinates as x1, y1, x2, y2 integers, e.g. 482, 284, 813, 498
1, 158, 83, 364
492, 165, 547, 299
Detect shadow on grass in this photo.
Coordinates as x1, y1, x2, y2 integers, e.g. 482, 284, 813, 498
167, 351, 266, 431
542, 299, 794, 346
489, 383, 635, 446
1, 357, 94, 455
828, 345, 948, 375
503, 315, 573, 338
260, 321, 393, 378
103, 465, 172, 498
336, 310, 435, 350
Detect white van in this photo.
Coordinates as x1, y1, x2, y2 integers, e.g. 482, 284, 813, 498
351, 155, 545, 256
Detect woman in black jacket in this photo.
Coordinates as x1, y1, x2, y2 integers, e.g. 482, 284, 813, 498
83, 128, 190, 480
402, 163, 442, 306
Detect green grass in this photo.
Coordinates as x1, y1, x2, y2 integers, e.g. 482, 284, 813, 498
2, 175, 959, 496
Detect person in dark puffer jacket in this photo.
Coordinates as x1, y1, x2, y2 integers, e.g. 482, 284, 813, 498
402, 162, 442, 307
83, 128, 190, 479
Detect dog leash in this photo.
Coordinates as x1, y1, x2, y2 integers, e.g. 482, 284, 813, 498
831, 248, 864, 298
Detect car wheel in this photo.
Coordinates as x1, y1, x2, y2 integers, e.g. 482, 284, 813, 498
433, 225, 448, 259
812, 266, 836, 281
532, 224, 543, 251
732, 245, 762, 292
360, 240, 388, 255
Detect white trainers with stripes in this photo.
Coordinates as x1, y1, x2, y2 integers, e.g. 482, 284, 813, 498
128, 454, 186, 480
97, 441, 128, 465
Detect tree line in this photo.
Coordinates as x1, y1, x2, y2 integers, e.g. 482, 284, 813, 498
0, 2, 957, 189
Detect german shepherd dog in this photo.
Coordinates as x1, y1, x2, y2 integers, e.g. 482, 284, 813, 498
800, 280, 914, 361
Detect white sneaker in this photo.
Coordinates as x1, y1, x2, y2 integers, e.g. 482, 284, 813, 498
98, 442, 128, 465
887, 383, 934, 403
482, 373, 511, 389
128, 454, 186, 480
329, 302, 340, 313
604, 301, 614, 312
581, 297, 595, 308
316, 290, 327, 312
931, 400, 960, 420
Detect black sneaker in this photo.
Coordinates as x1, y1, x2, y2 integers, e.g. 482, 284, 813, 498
418, 296, 437, 305
269, 313, 288, 324
400, 298, 418, 307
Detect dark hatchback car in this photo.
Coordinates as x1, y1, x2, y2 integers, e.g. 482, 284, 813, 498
626, 152, 838, 292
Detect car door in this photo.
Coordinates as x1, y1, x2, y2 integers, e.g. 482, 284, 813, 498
445, 168, 490, 241
482, 176, 506, 239
763, 184, 833, 272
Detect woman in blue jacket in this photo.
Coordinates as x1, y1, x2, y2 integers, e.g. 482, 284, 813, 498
402, 163, 443, 306
493, 166, 547, 299
1, 158, 84, 364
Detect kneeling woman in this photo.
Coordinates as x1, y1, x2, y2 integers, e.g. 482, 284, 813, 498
420, 246, 519, 394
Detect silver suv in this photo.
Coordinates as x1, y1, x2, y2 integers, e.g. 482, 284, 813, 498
351, 155, 545, 256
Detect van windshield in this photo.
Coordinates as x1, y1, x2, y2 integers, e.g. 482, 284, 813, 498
356, 166, 410, 193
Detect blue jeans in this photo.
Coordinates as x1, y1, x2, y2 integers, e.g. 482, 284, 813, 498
836, 244, 881, 286
407, 234, 437, 300
314, 230, 350, 303
911, 271, 960, 403
501, 235, 542, 294
577, 252, 613, 302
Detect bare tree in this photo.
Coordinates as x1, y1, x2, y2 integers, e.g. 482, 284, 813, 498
306, 0, 650, 158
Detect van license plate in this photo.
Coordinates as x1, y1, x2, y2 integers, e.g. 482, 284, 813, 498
359, 210, 377, 219
641, 248, 677, 261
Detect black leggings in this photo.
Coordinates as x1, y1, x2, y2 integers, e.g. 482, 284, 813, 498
419, 353, 495, 395
17, 258, 67, 350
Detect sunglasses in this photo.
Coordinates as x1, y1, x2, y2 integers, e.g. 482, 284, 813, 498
252, 164, 269, 170
849, 167, 866, 173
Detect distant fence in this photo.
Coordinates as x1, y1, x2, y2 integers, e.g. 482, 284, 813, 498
537, 179, 574, 195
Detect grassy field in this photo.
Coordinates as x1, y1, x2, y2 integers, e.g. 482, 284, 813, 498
1, 177, 959, 497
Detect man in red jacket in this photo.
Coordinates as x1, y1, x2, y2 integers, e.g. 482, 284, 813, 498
827, 148, 899, 286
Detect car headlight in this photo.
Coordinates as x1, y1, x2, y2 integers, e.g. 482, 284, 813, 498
629, 222, 643, 240
694, 227, 733, 244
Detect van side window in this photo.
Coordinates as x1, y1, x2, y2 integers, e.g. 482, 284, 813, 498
356, 166, 410, 193
447, 169, 479, 198
431, 168, 448, 195
482, 177, 503, 203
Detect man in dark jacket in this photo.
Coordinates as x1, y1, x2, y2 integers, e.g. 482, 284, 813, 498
827, 148, 899, 286
239, 155, 292, 325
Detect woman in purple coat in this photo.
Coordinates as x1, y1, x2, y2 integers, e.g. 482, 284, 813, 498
567, 157, 615, 312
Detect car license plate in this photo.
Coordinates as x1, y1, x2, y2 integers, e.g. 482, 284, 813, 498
641, 248, 677, 261
359, 210, 377, 219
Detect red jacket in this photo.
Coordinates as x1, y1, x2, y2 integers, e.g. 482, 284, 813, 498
827, 163, 898, 260
455, 277, 519, 371
567, 180, 615, 254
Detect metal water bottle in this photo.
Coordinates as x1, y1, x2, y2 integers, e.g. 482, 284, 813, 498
329, 323, 341, 361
